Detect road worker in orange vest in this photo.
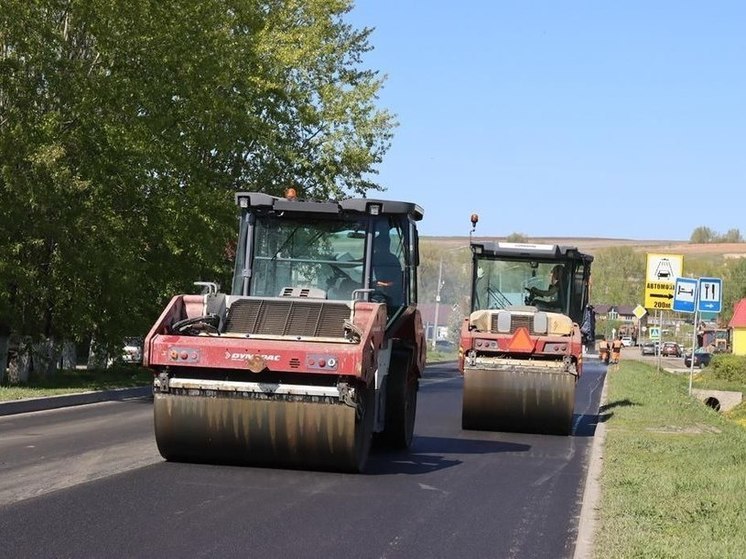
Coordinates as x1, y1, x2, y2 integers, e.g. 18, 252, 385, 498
598, 338, 610, 364
611, 336, 623, 364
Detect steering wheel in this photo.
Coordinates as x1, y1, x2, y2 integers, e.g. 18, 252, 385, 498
524, 287, 537, 305
171, 315, 221, 335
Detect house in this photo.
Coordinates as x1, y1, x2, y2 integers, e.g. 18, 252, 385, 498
592, 304, 646, 342
728, 298, 746, 356
418, 302, 462, 342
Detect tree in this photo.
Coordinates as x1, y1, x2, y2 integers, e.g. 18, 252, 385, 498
720, 229, 743, 243
418, 242, 471, 310
589, 247, 645, 306
505, 232, 528, 242
690, 226, 716, 244
722, 258, 746, 324
0, 0, 395, 376
689, 226, 743, 243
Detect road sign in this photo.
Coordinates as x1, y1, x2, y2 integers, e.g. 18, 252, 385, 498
697, 277, 722, 313
644, 253, 683, 310
649, 326, 660, 339
633, 304, 647, 319
672, 277, 697, 313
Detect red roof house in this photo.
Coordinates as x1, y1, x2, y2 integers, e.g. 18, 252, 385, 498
728, 298, 746, 356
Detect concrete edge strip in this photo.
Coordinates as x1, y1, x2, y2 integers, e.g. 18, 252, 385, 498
573, 371, 610, 559
0, 386, 152, 417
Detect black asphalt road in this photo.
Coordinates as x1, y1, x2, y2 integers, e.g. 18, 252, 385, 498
0, 360, 606, 559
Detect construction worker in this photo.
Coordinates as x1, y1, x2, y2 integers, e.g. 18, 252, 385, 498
611, 336, 623, 365
598, 338, 611, 365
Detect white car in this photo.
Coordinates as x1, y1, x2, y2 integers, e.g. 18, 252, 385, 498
620, 336, 633, 347
108, 337, 143, 366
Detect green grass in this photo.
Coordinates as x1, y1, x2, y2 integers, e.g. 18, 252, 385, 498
0, 366, 152, 402
426, 347, 459, 363
1, 347, 461, 401
595, 360, 746, 558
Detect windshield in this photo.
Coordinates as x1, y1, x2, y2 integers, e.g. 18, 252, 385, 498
245, 215, 368, 300
472, 258, 568, 313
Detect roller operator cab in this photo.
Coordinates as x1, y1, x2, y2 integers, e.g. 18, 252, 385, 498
459, 236, 593, 435
144, 191, 426, 472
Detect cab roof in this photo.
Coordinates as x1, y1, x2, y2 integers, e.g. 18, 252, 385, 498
235, 191, 424, 221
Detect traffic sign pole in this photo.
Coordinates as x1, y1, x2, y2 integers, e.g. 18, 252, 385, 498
688, 309, 699, 396
689, 282, 700, 396
655, 310, 663, 371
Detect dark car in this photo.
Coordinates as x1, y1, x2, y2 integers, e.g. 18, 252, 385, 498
640, 341, 657, 356
660, 342, 682, 357
684, 348, 712, 368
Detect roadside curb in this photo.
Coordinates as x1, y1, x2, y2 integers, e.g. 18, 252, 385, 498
573, 369, 610, 559
0, 386, 152, 417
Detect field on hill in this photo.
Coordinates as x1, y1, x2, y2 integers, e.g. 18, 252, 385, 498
422, 236, 746, 259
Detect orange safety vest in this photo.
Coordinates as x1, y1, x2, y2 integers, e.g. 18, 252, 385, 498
611, 340, 622, 352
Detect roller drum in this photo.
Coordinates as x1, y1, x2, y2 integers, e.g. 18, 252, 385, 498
462, 367, 576, 435
154, 388, 374, 472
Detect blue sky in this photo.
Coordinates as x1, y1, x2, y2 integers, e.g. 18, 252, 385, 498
346, 2, 745, 240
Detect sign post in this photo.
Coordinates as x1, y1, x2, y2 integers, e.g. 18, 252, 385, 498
644, 254, 683, 312
685, 276, 723, 396
689, 308, 698, 396
673, 277, 697, 314
697, 277, 722, 314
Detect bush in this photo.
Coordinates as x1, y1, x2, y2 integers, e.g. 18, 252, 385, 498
708, 354, 746, 383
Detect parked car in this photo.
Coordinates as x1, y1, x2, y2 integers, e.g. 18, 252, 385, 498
640, 341, 657, 356
621, 336, 633, 347
684, 348, 712, 368
660, 342, 682, 358
108, 336, 143, 366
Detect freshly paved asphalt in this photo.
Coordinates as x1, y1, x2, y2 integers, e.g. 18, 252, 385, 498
0, 356, 606, 559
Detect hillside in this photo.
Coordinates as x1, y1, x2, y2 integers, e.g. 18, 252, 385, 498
421, 237, 746, 259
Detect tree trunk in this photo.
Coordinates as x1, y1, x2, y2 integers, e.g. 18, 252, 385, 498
7, 337, 32, 384
87, 337, 109, 370
60, 341, 77, 370
0, 333, 9, 384
31, 337, 60, 377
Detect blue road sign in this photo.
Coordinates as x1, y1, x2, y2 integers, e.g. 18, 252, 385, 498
697, 277, 722, 313
673, 277, 697, 313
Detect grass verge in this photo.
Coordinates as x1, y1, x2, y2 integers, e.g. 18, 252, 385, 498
426, 348, 459, 363
595, 360, 746, 558
0, 366, 152, 401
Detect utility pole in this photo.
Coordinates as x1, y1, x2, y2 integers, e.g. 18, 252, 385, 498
432, 258, 444, 349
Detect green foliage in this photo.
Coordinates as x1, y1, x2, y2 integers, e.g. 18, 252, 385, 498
721, 228, 744, 243
690, 226, 717, 243
706, 354, 746, 383
690, 226, 743, 243
505, 232, 527, 242
723, 258, 746, 323
589, 246, 645, 305
0, 1, 395, 351
418, 241, 471, 311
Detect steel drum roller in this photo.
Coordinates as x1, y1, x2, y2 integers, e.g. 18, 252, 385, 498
154, 389, 374, 472
462, 367, 576, 435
